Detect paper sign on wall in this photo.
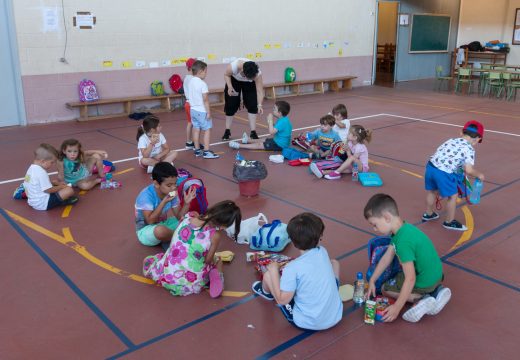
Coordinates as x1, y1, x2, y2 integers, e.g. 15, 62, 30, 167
338, 48, 343, 56
264, 44, 272, 49
43, 7, 59, 32
161, 60, 171, 66
273, 43, 282, 49
255, 52, 262, 58
246, 53, 254, 59
136, 60, 146, 68
208, 54, 217, 60
122, 61, 132, 68
149, 62, 159, 68
103, 61, 113, 67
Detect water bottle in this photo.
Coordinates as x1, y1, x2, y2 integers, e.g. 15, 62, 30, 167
353, 272, 365, 304
235, 151, 244, 161
306, 132, 313, 142
352, 163, 359, 182
469, 178, 483, 204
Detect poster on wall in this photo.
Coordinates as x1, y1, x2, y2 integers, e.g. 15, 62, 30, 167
513, 8, 520, 45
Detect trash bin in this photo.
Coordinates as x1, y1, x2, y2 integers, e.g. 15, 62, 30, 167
238, 180, 261, 197
233, 160, 268, 197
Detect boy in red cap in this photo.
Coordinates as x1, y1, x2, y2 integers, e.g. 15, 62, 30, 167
183, 58, 197, 149
422, 120, 485, 231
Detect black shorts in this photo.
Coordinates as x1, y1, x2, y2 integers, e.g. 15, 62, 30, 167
224, 77, 258, 116
263, 138, 283, 151
46, 192, 66, 210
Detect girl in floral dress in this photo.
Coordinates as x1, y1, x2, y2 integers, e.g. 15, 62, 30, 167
143, 200, 241, 297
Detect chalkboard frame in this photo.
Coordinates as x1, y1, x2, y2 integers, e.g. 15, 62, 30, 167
409, 13, 451, 53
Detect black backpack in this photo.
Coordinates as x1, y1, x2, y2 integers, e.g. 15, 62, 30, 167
467, 41, 483, 52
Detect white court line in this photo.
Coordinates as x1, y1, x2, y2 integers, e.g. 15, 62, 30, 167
0, 113, 385, 186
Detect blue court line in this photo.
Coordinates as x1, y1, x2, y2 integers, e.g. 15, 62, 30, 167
256, 304, 359, 360
444, 260, 520, 293
0, 208, 135, 348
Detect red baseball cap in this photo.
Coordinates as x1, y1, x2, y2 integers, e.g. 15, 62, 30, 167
186, 58, 196, 70
463, 120, 484, 142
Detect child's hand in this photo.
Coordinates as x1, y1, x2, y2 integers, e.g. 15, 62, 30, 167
228, 87, 238, 96
164, 191, 177, 202
150, 134, 160, 144
365, 282, 376, 300
184, 186, 197, 203
100, 151, 108, 159
267, 262, 280, 272
382, 304, 400, 323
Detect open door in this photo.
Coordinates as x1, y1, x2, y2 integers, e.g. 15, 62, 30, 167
374, 1, 399, 86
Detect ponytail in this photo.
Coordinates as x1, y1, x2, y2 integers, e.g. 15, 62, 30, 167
136, 115, 160, 141
199, 200, 242, 238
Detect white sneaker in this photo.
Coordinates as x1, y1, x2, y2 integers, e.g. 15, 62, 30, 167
309, 163, 323, 178
427, 287, 452, 315
241, 132, 249, 144
402, 296, 436, 323
147, 165, 154, 174
228, 141, 240, 149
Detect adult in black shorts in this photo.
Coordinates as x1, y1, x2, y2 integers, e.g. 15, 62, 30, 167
222, 58, 264, 140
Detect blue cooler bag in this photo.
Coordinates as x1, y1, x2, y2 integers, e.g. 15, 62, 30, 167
359, 172, 383, 187
250, 220, 290, 252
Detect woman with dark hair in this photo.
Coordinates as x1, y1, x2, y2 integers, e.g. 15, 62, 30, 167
222, 58, 264, 140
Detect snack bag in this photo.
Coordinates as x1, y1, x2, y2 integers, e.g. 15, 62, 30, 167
375, 296, 395, 322
254, 253, 293, 275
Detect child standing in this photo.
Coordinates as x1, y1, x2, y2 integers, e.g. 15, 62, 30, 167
188, 60, 219, 159
364, 193, 451, 323
143, 200, 242, 298
307, 115, 341, 159
252, 212, 343, 330
135, 162, 195, 246
57, 138, 108, 190
423, 120, 485, 231
228, 100, 293, 151
311, 124, 372, 180
23, 143, 78, 211
331, 103, 350, 142
136, 115, 178, 173
183, 58, 196, 149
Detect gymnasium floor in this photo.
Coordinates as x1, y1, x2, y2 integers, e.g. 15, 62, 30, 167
1, 81, 519, 359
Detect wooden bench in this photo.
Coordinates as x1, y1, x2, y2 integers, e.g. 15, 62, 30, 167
264, 76, 357, 100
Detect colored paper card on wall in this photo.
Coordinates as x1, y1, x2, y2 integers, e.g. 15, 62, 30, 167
329, 41, 335, 47
274, 43, 282, 49
208, 53, 216, 60
255, 52, 262, 58
245, 53, 254, 59
264, 43, 272, 49
161, 59, 171, 66
149, 62, 159, 68
103, 61, 113, 67
179, 57, 188, 63
122, 61, 132, 68
297, 42, 304, 48
322, 41, 329, 48
136, 60, 146, 68
172, 58, 181, 64
338, 48, 343, 56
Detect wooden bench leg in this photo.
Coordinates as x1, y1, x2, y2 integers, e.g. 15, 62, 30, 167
161, 98, 169, 110
329, 80, 339, 92
79, 105, 88, 121
124, 101, 132, 115
342, 79, 352, 90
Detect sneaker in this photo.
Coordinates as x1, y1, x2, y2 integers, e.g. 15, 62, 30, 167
309, 163, 323, 178
292, 134, 311, 150
194, 149, 203, 157
147, 165, 154, 174
185, 141, 195, 149
422, 212, 440, 222
251, 281, 274, 300
222, 129, 231, 140
203, 150, 220, 159
427, 286, 451, 315
250, 130, 259, 140
209, 268, 224, 298
228, 141, 240, 150
241, 132, 249, 144
324, 171, 341, 180
402, 296, 436, 323
64, 196, 79, 206
442, 220, 468, 231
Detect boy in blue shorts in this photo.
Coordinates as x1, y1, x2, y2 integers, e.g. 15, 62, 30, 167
187, 60, 219, 159
423, 120, 485, 231
135, 162, 195, 246
251, 212, 343, 330
228, 100, 292, 151
364, 193, 451, 323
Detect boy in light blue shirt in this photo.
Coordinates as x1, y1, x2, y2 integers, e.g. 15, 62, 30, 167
308, 114, 341, 159
228, 100, 293, 151
252, 212, 343, 330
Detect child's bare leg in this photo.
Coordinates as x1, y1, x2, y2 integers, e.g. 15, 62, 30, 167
86, 154, 105, 178
186, 122, 193, 143
58, 186, 75, 200
76, 177, 102, 190
335, 158, 354, 173
140, 158, 159, 167
235, 140, 265, 150
425, 190, 438, 215
162, 150, 178, 164
248, 113, 257, 131
445, 194, 457, 223
192, 128, 201, 149
261, 270, 274, 295
153, 225, 174, 242
382, 289, 423, 303
202, 129, 211, 150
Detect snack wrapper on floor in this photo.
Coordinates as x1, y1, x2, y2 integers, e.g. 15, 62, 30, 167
254, 253, 293, 275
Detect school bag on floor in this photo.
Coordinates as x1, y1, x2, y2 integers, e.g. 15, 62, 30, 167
78, 79, 100, 102
150, 80, 168, 96
358, 172, 383, 187
168, 74, 184, 94
365, 236, 401, 294
282, 147, 309, 160
311, 159, 342, 172
250, 220, 291, 252
177, 178, 208, 215
226, 213, 268, 244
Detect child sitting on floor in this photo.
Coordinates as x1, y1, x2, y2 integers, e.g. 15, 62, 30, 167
135, 162, 195, 246
364, 193, 451, 323
136, 115, 178, 173
57, 138, 108, 190
331, 103, 351, 142
143, 200, 242, 298
23, 143, 78, 211
252, 212, 343, 330
228, 100, 292, 151
307, 115, 341, 159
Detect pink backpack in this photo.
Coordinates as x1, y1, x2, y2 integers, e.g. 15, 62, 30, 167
78, 79, 100, 102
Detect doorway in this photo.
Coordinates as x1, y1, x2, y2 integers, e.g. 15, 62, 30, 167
374, 1, 398, 86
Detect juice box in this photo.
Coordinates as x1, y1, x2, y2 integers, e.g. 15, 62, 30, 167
246, 251, 265, 262
364, 299, 376, 325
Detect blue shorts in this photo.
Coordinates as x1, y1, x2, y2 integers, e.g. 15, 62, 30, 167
46, 193, 66, 210
190, 109, 212, 131
424, 161, 458, 198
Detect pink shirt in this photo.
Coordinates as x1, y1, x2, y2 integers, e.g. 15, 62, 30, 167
348, 141, 369, 172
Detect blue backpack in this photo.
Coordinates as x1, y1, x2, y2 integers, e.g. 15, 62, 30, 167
282, 147, 310, 160
250, 220, 291, 252
366, 236, 401, 294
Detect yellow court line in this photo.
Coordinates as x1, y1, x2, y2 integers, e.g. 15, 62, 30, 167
113, 168, 134, 176
221, 291, 249, 297
400, 169, 423, 179
214, 109, 268, 129
79, 190, 87, 195
61, 205, 73, 218
449, 205, 474, 251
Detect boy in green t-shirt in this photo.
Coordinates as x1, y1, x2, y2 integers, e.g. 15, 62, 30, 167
363, 193, 451, 323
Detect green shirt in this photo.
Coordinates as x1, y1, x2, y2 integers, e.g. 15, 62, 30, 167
391, 222, 443, 289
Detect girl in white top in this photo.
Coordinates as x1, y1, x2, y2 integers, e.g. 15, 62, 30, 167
136, 115, 177, 173
222, 58, 264, 141
324, 125, 373, 180
331, 103, 351, 142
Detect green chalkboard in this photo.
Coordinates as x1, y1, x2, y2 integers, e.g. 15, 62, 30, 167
409, 14, 451, 53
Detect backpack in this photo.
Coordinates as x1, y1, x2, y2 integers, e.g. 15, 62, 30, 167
250, 220, 291, 252
78, 79, 100, 102
150, 80, 168, 96
365, 236, 401, 294
176, 168, 193, 185
284, 67, 296, 83
168, 74, 184, 94
330, 141, 347, 160
177, 178, 208, 215
467, 41, 484, 52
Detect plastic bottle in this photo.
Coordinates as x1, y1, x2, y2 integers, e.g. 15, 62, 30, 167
306, 132, 313, 142
352, 163, 359, 182
235, 151, 244, 161
353, 272, 365, 304
469, 178, 483, 204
